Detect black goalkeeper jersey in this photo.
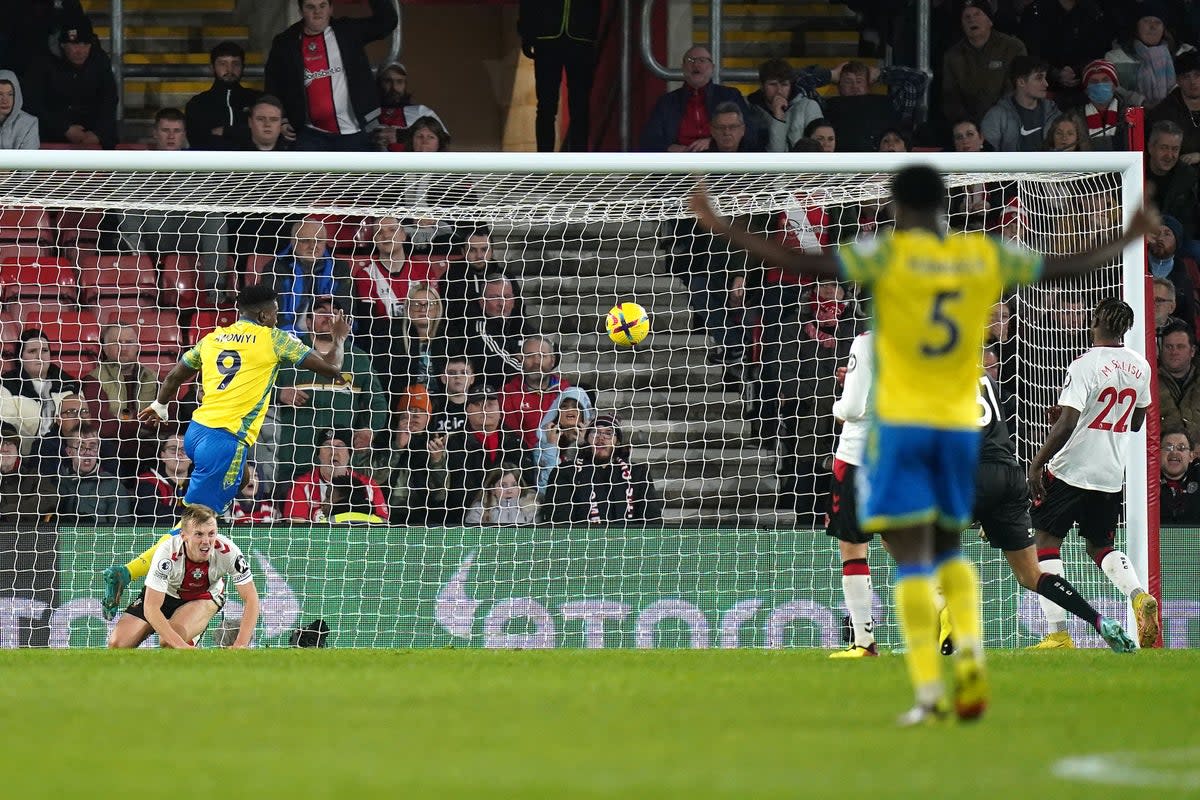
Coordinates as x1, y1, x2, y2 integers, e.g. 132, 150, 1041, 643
978, 375, 1018, 467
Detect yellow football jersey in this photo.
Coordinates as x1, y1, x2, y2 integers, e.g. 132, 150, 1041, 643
838, 229, 1042, 429
182, 319, 311, 444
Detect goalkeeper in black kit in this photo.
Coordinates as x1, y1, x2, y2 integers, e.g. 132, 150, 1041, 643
970, 374, 1135, 652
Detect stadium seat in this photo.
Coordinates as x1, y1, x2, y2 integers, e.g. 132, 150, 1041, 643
77, 253, 158, 302
0, 310, 21, 355
188, 308, 239, 345
16, 304, 99, 330
0, 207, 52, 243
0, 243, 50, 261
315, 214, 370, 255
87, 297, 156, 325
160, 253, 200, 309
0, 256, 79, 302
109, 307, 182, 353
243, 253, 276, 283
31, 317, 102, 379
57, 210, 104, 246
139, 353, 180, 376
37, 142, 102, 150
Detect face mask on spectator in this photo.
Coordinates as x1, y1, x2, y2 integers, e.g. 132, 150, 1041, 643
1086, 82, 1115, 105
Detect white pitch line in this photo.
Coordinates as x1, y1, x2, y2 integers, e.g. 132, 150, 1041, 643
1052, 747, 1200, 790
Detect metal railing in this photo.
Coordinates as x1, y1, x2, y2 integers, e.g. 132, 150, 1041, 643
109, 0, 402, 111
639, 0, 759, 84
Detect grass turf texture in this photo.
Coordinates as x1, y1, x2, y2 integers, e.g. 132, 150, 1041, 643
2, 649, 1196, 799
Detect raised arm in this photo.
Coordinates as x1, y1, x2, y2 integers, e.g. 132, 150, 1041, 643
688, 185, 841, 279
1041, 206, 1161, 279
299, 311, 352, 382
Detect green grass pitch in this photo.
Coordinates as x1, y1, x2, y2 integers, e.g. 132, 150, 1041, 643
2, 649, 1197, 799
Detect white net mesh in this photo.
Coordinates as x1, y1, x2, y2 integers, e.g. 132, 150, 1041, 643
0, 156, 1144, 648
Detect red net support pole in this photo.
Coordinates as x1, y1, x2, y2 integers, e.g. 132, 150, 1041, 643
1127, 104, 1163, 646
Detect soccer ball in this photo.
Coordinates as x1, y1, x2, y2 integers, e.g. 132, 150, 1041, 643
606, 302, 651, 347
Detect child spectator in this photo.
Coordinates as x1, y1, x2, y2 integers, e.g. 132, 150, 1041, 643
533, 386, 595, 495
227, 461, 279, 524
464, 463, 538, 526
132, 434, 191, 524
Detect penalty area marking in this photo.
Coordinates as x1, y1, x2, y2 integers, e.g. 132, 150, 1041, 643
1051, 747, 1200, 790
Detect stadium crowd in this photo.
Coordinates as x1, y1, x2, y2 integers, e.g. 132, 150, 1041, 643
1, 0, 1199, 527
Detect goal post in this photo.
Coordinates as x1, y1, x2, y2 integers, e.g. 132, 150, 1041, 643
0, 150, 1156, 648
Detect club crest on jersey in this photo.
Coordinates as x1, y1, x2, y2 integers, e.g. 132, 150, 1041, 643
191, 568, 204, 581
307, 41, 318, 52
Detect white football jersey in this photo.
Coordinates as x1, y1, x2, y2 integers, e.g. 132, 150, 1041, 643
1047, 346, 1151, 492
833, 332, 872, 467
145, 533, 253, 604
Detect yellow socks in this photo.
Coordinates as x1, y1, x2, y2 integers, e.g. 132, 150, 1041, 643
124, 534, 173, 580
936, 554, 982, 654
894, 566, 943, 705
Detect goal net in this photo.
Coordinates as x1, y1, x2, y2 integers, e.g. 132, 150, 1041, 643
0, 151, 1159, 649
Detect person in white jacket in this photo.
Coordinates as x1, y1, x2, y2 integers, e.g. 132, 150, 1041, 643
0, 70, 39, 150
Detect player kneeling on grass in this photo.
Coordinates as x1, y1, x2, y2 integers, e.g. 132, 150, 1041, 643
108, 504, 260, 649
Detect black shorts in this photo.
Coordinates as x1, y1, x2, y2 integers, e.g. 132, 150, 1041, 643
1028, 473, 1121, 547
825, 458, 871, 544
972, 461, 1034, 551
123, 588, 221, 623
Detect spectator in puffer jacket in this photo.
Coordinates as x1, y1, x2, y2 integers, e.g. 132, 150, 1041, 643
22, 16, 117, 148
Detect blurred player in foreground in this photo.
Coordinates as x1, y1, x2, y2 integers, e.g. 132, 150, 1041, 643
108, 504, 260, 649
691, 166, 1158, 724
1028, 298, 1159, 649
101, 284, 351, 619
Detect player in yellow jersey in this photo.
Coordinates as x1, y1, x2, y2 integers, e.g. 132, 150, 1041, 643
691, 166, 1159, 724
100, 284, 352, 619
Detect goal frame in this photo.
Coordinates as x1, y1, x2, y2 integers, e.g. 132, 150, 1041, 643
0, 149, 1155, 639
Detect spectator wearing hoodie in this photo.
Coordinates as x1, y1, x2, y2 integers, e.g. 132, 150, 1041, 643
0, 70, 38, 149
22, 17, 117, 148
981, 56, 1061, 152
542, 415, 662, 526
533, 385, 595, 496
745, 58, 800, 153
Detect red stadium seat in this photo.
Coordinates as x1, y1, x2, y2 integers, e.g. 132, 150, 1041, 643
139, 354, 179, 376
0, 243, 50, 261
31, 319, 102, 379
57, 210, 104, 246
0, 207, 52, 243
160, 253, 200, 309
0, 256, 79, 302
109, 307, 182, 352
314, 214, 370, 255
17, 305, 100, 331
188, 308, 239, 345
0, 310, 21, 355
77, 253, 157, 302
243, 253, 276, 282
